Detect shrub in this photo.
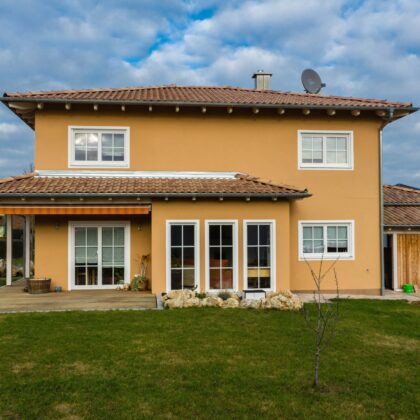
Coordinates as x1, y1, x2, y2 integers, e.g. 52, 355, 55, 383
217, 291, 231, 301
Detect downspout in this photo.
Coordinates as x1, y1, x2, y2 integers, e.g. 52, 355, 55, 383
379, 108, 394, 296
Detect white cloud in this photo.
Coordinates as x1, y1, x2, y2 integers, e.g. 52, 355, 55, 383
0, 0, 419, 184
0, 123, 21, 135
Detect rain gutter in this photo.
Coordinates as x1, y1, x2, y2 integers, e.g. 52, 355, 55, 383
0, 192, 311, 199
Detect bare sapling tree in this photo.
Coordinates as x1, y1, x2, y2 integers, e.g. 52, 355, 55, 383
301, 256, 340, 388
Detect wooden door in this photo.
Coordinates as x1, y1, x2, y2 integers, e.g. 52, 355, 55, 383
397, 234, 420, 287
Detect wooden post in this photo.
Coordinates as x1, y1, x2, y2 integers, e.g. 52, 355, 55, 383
392, 233, 398, 290
24, 216, 31, 279
6, 215, 12, 286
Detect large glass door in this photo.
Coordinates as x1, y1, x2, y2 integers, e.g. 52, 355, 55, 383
75, 227, 99, 286
72, 223, 128, 289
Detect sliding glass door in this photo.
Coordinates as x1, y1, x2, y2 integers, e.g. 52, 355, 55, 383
71, 222, 129, 289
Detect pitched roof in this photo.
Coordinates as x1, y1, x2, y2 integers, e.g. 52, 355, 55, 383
384, 185, 420, 204
384, 206, 420, 227
383, 185, 420, 227
3, 85, 413, 110
0, 172, 309, 199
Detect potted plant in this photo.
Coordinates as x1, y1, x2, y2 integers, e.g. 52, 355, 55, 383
131, 254, 150, 291
26, 277, 51, 294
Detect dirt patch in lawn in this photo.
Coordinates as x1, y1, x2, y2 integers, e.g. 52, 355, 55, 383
366, 333, 419, 350
53, 402, 80, 420
12, 361, 35, 374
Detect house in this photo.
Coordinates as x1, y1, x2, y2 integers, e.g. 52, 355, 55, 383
383, 185, 420, 290
0, 72, 417, 295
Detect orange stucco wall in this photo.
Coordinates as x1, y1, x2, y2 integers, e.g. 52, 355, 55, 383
33, 109, 382, 293
151, 200, 290, 294
34, 215, 151, 290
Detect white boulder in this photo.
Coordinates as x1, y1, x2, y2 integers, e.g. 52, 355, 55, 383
200, 296, 223, 307
221, 298, 239, 308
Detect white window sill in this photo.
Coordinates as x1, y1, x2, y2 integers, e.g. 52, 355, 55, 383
298, 165, 353, 171
299, 254, 354, 261
69, 162, 129, 169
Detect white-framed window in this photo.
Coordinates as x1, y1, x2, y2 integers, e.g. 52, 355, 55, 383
205, 220, 238, 292
68, 126, 130, 168
299, 220, 355, 260
68, 221, 131, 290
166, 221, 199, 292
243, 220, 276, 291
298, 130, 353, 169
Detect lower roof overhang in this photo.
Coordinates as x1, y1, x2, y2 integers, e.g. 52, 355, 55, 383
0, 205, 150, 215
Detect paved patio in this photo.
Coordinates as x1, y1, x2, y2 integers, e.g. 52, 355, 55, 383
297, 289, 420, 303
0, 280, 157, 313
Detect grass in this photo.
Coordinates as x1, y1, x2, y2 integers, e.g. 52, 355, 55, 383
0, 300, 419, 419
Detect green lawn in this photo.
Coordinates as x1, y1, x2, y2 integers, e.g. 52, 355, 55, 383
0, 301, 419, 419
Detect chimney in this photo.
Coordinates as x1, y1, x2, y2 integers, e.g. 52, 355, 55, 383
252, 70, 272, 90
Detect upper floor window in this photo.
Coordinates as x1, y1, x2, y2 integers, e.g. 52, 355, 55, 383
298, 131, 353, 169
69, 126, 130, 168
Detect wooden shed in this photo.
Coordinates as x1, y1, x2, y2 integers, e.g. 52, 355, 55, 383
383, 185, 420, 290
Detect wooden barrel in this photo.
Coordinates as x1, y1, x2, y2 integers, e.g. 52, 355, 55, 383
27, 278, 51, 294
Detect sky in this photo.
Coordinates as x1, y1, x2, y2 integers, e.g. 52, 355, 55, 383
0, 0, 419, 186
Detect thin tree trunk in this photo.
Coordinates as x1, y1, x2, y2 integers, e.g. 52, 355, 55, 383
314, 346, 320, 387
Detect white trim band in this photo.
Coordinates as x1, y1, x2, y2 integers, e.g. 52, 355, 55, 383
37, 170, 239, 179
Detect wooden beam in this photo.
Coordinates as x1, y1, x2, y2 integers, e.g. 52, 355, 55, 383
6, 215, 12, 286
302, 109, 311, 115
351, 109, 360, 117
327, 109, 336, 116
0, 206, 150, 215
392, 233, 398, 290
24, 216, 31, 279
277, 108, 285, 115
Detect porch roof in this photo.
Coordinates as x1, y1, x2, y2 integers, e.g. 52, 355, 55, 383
384, 206, 420, 227
384, 185, 420, 227
0, 171, 310, 200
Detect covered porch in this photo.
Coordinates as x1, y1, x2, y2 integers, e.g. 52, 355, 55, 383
0, 204, 151, 292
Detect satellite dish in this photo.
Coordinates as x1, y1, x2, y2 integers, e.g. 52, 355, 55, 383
301, 69, 326, 94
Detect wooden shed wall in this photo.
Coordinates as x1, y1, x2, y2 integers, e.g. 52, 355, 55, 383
397, 234, 420, 287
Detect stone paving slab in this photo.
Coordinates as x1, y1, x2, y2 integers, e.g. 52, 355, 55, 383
0, 282, 157, 313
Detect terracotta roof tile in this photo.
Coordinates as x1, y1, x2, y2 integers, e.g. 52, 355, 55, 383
383, 185, 420, 226
0, 173, 309, 199
384, 185, 420, 204
384, 206, 420, 226
3, 85, 413, 109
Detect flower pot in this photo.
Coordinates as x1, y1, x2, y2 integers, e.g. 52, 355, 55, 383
27, 278, 51, 294
139, 279, 149, 291
402, 284, 415, 294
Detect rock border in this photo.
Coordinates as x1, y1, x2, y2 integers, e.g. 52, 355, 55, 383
161, 290, 303, 310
